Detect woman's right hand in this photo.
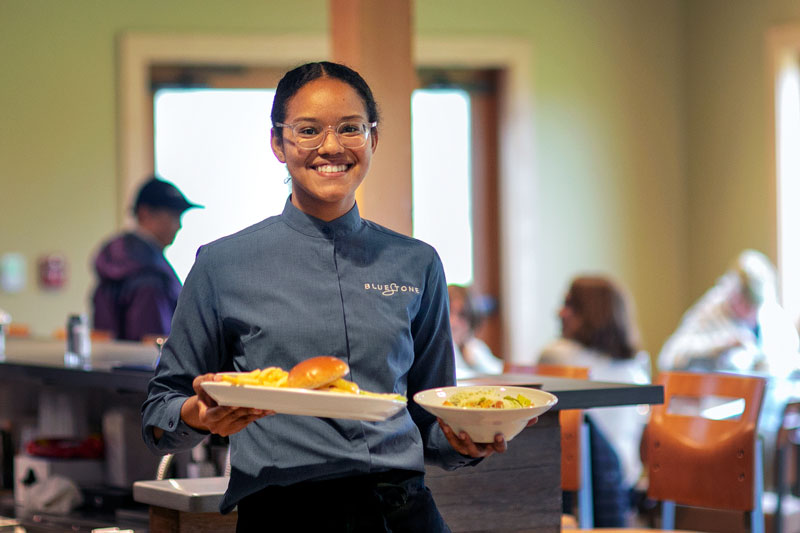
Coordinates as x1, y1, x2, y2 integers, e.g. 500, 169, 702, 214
181, 373, 274, 437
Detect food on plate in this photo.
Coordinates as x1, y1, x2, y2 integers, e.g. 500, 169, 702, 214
221, 366, 288, 387
219, 356, 407, 402
286, 355, 350, 389
443, 388, 533, 409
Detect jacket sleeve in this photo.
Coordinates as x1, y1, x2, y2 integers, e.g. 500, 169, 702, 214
141, 247, 224, 454
407, 250, 480, 470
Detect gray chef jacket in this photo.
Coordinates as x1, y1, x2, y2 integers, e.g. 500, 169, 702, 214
141, 197, 474, 512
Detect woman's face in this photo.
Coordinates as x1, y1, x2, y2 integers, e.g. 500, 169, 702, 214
271, 77, 378, 221
558, 298, 583, 341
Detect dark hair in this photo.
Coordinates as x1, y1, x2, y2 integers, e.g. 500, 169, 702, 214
563, 276, 639, 360
447, 284, 496, 332
271, 61, 379, 139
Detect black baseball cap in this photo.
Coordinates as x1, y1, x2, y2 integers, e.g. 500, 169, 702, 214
133, 176, 203, 213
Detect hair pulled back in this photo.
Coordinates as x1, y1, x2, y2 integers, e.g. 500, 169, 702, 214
271, 61, 379, 138
564, 276, 639, 360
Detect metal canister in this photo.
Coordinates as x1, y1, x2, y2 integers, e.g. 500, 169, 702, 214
64, 313, 91, 368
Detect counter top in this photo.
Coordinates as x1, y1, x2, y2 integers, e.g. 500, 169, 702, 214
0, 338, 157, 392
459, 373, 664, 410
134, 477, 230, 513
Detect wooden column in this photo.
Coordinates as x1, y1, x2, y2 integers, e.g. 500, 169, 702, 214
329, 0, 414, 235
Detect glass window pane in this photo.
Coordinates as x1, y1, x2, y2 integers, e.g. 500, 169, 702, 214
411, 89, 473, 285
778, 63, 800, 320
153, 88, 290, 282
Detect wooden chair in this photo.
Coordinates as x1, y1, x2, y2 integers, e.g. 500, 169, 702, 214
6, 323, 30, 337
504, 362, 593, 528
773, 401, 800, 533
643, 371, 766, 533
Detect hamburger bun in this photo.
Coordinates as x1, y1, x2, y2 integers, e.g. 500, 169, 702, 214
286, 356, 350, 389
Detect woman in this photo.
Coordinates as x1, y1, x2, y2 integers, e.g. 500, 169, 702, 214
141, 62, 516, 532
539, 275, 650, 527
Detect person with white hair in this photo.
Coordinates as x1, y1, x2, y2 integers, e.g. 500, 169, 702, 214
658, 249, 800, 376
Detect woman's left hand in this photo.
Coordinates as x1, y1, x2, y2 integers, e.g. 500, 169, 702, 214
437, 416, 538, 458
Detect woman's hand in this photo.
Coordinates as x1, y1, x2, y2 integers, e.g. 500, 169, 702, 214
437, 416, 538, 458
181, 373, 274, 437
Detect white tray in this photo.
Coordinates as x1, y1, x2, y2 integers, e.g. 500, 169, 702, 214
201, 381, 406, 422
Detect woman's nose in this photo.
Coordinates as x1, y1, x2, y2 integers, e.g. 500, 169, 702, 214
318, 129, 345, 153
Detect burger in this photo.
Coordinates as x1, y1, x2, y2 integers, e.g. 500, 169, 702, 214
285, 355, 350, 389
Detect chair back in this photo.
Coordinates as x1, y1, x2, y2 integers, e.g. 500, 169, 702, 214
504, 363, 590, 491
7, 323, 30, 338
645, 371, 766, 512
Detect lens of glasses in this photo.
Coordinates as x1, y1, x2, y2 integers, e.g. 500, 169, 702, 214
289, 121, 373, 149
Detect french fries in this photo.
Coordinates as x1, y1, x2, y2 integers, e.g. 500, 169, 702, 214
220, 365, 407, 402
220, 366, 288, 387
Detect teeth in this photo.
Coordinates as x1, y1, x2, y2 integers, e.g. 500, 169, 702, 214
316, 164, 348, 173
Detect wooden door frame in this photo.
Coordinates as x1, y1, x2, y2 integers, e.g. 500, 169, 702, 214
118, 32, 536, 363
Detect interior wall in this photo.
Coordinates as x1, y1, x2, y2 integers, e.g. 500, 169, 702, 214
417, 0, 688, 361
3, 0, 796, 364
684, 0, 800, 304
0, 0, 328, 336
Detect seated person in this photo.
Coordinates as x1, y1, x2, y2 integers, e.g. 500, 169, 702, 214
92, 176, 201, 341
448, 284, 503, 379
658, 249, 800, 376
539, 275, 650, 527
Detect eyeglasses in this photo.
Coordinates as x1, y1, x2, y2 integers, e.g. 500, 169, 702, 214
274, 120, 377, 150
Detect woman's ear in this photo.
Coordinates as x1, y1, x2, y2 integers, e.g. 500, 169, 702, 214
270, 128, 286, 163
370, 128, 378, 153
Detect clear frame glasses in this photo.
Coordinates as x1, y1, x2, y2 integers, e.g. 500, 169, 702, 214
274, 120, 377, 150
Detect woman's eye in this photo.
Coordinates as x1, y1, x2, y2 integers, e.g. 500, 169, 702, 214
296, 125, 320, 136
339, 123, 363, 135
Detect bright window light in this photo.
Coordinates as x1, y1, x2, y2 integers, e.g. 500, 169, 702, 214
154, 88, 475, 286
153, 89, 290, 282
411, 89, 473, 285
778, 62, 800, 321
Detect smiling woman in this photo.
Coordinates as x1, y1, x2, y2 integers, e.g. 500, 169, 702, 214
141, 61, 519, 533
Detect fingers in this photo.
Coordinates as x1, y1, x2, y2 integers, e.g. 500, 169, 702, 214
192, 374, 219, 407
438, 418, 507, 457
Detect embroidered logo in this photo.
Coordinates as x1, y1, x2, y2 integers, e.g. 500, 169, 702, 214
364, 282, 420, 296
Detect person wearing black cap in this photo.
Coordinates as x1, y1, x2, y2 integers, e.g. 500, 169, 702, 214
91, 176, 202, 341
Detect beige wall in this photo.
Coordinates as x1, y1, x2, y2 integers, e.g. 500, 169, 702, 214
1, 0, 798, 363
684, 0, 800, 300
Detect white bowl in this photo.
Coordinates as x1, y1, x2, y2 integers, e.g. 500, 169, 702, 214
413, 385, 558, 443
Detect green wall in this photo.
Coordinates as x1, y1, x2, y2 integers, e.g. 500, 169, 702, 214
2, 0, 798, 362
0, 0, 327, 336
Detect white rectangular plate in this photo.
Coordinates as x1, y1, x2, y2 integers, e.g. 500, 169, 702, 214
201, 380, 406, 422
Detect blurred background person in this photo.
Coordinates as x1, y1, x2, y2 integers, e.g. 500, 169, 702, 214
657, 250, 800, 492
448, 284, 503, 379
91, 176, 201, 341
657, 249, 800, 376
538, 275, 650, 527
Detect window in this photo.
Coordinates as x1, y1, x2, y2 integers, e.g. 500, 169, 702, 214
770, 25, 800, 324
777, 57, 800, 321
149, 64, 502, 354
411, 88, 473, 285
153, 88, 289, 282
